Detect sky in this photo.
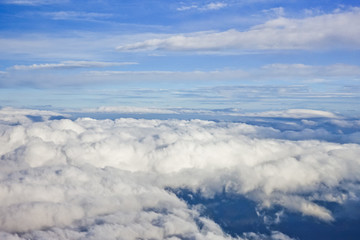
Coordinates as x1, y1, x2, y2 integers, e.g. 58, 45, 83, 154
0, 0, 359, 114
1, 2, 360, 239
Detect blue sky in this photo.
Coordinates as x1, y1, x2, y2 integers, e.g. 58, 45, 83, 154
0, 0, 359, 114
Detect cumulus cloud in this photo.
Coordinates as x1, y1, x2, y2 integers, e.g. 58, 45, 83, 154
0, 108, 359, 239
117, 8, 360, 51
10, 61, 137, 71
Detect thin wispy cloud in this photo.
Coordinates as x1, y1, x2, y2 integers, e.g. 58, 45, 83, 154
204, 2, 227, 10
177, 4, 198, 11
117, 8, 360, 51
261, 63, 360, 78
10, 61, 137, 70
42, 11, 113, 21
177, 2, 227, 12
262, 7, 285, 17
86, 63, 360, 82
1, 0, 64, 5
2, 63, 360, 88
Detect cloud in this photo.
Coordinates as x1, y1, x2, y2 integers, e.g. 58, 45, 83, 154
177, 2, 227, 12
0, 33, 143, 60
117, 8, 360, 51
1, 0, 64, 5
84, 63, 360, 82
177, 4, 198, 11
10, 61, 137, 70
42, 11, 112, 21
202, 2, 227, 11
1, 64, 358, 113
261, 63, 360, 77
0, 107, 68, 125
77, 106, 340, 119
0, 68, 249, 87
262, 7, 285, 17
84, 69, 249, 82
80, 106, 179, 114
62, 63, 360, 87
0, 108, 359, 239
240, 109, 340, 119
1, 62, 360, 88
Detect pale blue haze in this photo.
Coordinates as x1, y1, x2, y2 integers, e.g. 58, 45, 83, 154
0, 0, 359, 114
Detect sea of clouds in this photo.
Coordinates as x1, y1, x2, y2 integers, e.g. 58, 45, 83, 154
0, 107, 360, 239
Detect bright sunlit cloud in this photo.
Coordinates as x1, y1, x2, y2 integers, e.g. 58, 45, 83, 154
0, 108, 359, 239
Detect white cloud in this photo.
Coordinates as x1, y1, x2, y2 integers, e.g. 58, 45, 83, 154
42, 11, 112, 21
177, 4, 198, 11
202, 2, 227, 11
262, 7, 285, 17
0, 32, 151, 60
117, 8, 360, 51
0, 107, 68, 125
74, 63, 359, 85
77, 107, 340, 119
0, 108, 359, 239
1, 0, 64, 5
10, 61, 137, 70
239, 109, 340, 119
84, 69, 249, 82
177, 2, 227, 12
261, 63, 360, 77
80, 106, 179, 114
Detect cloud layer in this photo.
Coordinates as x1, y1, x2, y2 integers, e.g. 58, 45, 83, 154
3, 62, 359, 88
0, 108, 359, 239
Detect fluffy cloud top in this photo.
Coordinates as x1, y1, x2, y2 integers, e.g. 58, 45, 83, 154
117, 8, 360, 51
0, 108, 359, 239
